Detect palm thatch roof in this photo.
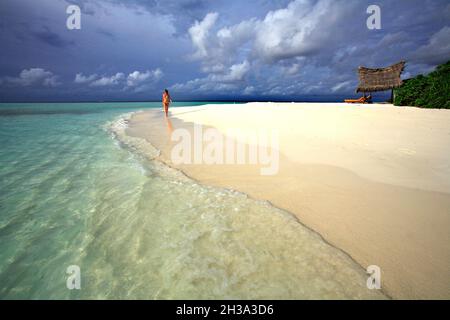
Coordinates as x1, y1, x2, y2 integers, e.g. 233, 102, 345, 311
356, 61, 405, 93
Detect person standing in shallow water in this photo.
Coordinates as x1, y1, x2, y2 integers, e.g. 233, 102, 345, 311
162, 89, 172, 117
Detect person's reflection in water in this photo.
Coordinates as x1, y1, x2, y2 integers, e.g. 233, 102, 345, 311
165, 115, 174, 135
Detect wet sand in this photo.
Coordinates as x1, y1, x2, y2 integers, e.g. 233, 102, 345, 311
126, 103, 450, 299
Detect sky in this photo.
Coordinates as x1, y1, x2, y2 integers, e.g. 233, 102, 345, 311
0, 0, 449, 102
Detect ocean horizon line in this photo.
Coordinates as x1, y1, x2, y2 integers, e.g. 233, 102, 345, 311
0, 95, 391, 104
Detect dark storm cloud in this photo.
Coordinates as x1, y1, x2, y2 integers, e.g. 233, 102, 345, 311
33, 26, 74, 48
96, 28, 116, 40
0, 0, 449, 101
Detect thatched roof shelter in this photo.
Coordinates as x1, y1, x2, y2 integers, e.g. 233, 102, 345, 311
356, 61, 405, 93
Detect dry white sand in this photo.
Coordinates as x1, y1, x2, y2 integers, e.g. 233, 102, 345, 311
127, 103, 450, 299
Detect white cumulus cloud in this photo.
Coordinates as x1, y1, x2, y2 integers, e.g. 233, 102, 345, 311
2, 68, 60, 87
177, 0, 353, 95
90, 73, 125, 87
74, 73, 98, 84
126, 69, 163, 87
171, 61, 250, 94
188, 12, 219, 59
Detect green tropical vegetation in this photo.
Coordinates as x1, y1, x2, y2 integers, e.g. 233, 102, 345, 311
394, 60, 450, 109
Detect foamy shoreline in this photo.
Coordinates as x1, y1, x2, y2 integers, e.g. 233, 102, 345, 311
123, 103, 450, 299
107, 111, 389, 300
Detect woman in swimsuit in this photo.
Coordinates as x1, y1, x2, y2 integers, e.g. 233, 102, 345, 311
162, 89, 172, 117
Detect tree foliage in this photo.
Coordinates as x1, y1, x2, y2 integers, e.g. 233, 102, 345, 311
394, 61, 450, 109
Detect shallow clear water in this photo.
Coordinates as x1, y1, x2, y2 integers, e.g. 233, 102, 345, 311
0, 103, 386, 299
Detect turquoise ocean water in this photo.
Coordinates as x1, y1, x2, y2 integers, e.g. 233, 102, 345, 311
0, 102, 386, 299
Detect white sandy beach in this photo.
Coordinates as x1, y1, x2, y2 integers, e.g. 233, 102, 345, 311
126, 102, 450, 299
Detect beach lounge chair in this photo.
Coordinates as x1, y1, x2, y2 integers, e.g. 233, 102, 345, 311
344, 95, 372, 104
